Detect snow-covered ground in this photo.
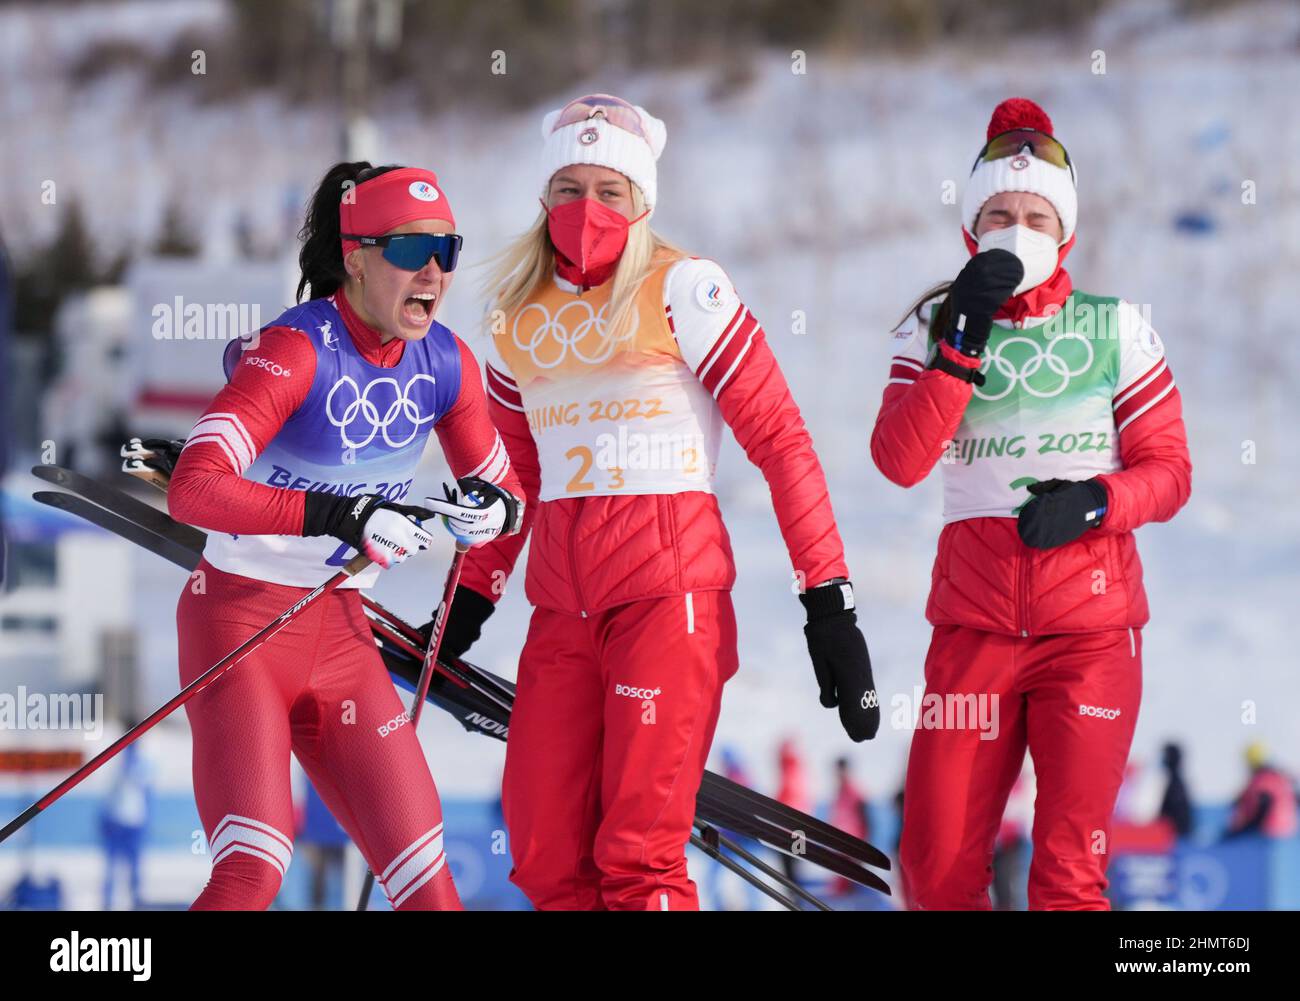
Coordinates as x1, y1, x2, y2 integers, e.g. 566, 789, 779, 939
2, 0, 1299, 831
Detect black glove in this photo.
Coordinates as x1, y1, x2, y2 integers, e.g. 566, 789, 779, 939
135, 438, 185, 475
941, 249, 1025, 358
422, 585, 496, 660
798, 580, 880, 743
1017, 478, 1109, 550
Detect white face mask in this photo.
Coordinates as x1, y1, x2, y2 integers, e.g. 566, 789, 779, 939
976, 224, 1060, 295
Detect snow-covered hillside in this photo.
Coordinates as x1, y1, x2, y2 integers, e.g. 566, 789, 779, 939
2, 0, 1298, 808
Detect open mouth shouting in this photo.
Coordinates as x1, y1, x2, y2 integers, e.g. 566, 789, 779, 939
402, 290, 438, 328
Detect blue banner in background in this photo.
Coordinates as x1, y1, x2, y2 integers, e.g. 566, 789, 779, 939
1110, 837, 1300, 910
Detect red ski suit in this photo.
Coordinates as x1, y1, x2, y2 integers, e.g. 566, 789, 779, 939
170, 290, 522, 910
462, 254, 849, 909
872, 273, 1191, 910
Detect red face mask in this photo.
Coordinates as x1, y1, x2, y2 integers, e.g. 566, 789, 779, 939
543, 198, 648, 289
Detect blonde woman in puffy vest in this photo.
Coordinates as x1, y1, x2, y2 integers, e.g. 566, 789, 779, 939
439, 94, 877, 910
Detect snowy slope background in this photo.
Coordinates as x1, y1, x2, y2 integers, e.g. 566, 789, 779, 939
2, 0, 1298, 824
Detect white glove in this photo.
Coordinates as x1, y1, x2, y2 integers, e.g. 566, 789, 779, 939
358, 503, 436, 569
423, 478, 519, 549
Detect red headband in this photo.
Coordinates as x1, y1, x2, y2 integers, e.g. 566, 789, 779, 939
339, 167, 455, 255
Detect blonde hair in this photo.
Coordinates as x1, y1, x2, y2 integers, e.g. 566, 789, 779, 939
481, 182, 685, 340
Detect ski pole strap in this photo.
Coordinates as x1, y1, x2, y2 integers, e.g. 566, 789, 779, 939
928, 352, 986, 386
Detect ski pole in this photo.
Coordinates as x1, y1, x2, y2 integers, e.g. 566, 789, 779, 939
690, 826, 803, 912
122, 449, 433, 650
0, 553, 372, 846
356, 541, 469, 912
693, 825, 831, 912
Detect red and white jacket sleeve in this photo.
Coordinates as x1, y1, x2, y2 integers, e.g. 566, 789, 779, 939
456, 329, 541, 604
169, 326, 316, 534
1094, 302, 1192, 533
666, 258, 849, 587
870, 302, 979, 488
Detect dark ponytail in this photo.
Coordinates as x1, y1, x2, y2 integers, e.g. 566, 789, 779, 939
296, 161, 404, 302
895, 281, 953, 343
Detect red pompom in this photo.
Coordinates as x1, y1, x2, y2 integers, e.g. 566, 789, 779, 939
987, 98, 1053, 140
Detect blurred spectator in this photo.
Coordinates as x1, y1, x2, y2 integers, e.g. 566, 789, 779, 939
1158, 742, 1194, 838
719, 745, 752, 788
892, 785, 908, 908
828, 757, 869, 896
775, 738, 809, 884
1112, 760, 1153, 825
776, 738, 810, 813
297, 781, 349, 910
98, 739, 153, 910
992, 765, 1034, 910
1223, 742, 1298, 840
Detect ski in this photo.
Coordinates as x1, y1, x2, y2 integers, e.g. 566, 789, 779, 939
33, 464, 891, 895
35, 463, 437, 650
687, 788, 891, 894
700, 770, 892, 871
33, 491, 201, 572
32, 463, 206, 550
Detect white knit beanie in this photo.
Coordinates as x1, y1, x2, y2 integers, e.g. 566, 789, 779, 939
540, 96, 667, 212
961, 98, 1077, 244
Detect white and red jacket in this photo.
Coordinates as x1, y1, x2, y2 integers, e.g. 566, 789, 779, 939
871, 284, 1192, 635
461, 254, 848, 615
170, 289, 522, 588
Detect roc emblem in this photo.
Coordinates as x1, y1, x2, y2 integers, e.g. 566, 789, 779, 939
694, 278, 727, 312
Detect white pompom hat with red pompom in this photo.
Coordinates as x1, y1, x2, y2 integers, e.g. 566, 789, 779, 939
962, 97, 1077, 245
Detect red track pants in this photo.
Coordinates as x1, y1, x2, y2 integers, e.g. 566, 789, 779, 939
900, 625, 1142, 910
176, 559, 462, 911
502, 591, 738, 910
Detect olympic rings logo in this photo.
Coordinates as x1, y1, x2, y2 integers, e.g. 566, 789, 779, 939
510, 299, 639, 369
324, 373, 438, 449
973, 332, 1094, 401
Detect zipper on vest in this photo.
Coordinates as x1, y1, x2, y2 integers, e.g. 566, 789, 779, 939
1017, 547, 1030, 638
567, 498, 588, 617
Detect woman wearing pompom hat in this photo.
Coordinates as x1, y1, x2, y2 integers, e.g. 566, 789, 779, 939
167, 162, 525, 909
440, 94, 878, 910
872, 99, 1192, 909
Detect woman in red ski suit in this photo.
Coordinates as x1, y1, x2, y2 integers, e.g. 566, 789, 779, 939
168, 163, 522, 910
439, 94, 879, 910
873, 99, 1191, 909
